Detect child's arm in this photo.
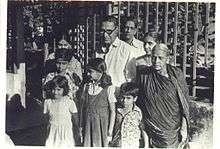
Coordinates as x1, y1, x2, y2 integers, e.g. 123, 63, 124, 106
139, 110, 149, 148
72, 113, 79, 128
108, 102, 116, 137
107, 85, 117, 140
78, 84, 88, 129
141, 129, 149, 148
69, 98, 82, 144
72, 113, 82, 145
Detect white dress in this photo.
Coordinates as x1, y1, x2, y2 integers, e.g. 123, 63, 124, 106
44, 96, 77, 147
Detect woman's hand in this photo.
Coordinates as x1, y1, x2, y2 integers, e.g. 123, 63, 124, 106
107, 131, 113, 143
178, 117, 189, 149
177, 140, 190, 149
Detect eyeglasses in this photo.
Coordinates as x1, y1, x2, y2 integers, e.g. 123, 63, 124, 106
100, 27, 116, 35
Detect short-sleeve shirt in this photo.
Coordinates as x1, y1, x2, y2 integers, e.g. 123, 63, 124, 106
112, 105, 142, 147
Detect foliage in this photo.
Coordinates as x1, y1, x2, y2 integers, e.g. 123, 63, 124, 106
189, 100, 213, 140
23, 3, 65, 40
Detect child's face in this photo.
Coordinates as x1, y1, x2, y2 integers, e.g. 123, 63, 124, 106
87, 68, 102, 81
53, 86, 64, 99
122, 95, 137, 108
56, 60, 69, 73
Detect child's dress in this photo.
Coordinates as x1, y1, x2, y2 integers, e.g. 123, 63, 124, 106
111, 104, 143, 147
44, 96, 77, 147
80, 83, 116, 147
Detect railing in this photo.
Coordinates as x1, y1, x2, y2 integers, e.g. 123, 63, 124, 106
7, 1, 215, 101
86, 2, 215, 100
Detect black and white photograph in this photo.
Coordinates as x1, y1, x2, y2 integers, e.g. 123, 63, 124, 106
1, 0, 218, 148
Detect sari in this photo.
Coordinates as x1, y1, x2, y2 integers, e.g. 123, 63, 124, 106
136, 65, 189, 148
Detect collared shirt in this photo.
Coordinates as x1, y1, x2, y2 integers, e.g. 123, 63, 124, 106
112, 105, 142, 147
130, 37, 146, 58
96, 37, 136, 87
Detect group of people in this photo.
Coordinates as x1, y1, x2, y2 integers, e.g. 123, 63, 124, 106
40, 15, 190, 148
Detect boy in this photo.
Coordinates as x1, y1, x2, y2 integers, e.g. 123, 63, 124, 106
111, 82, 148, 148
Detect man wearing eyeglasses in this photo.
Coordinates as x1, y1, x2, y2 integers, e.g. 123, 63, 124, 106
96, 16, 136, 88
122, 16, 145, 58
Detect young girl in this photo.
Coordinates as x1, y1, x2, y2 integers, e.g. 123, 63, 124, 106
110, 82, 148, 148
43, 75, 78, 147
80, 58, 116, 147
43, 48, 80, 101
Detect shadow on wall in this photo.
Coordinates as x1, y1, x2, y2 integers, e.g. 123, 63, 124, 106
6, 94, 25, 113
5, 93, 48, 146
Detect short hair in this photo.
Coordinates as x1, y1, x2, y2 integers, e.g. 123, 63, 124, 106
101, 15, 118, 27
122, 16, 138, 28
152, 43, 170, 56
55, 48, 72, 62
119, 82, 139, 98
143, 31, 160, 43
51, 75, 69, 96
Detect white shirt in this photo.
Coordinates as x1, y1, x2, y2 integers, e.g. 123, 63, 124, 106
130, 37, 146, 58
96, 37, 136, 87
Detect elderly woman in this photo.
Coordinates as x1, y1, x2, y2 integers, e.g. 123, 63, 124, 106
136, 43, 190, 148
